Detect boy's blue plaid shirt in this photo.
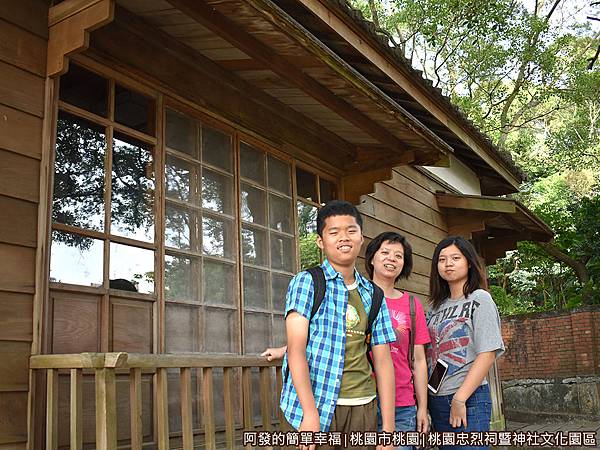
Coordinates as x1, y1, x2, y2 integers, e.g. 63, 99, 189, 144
279, 259, 396, 431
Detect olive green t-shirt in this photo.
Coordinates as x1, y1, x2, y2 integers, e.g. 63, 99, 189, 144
338, 285, 377, 399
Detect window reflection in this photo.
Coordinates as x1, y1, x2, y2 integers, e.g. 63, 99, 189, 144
271, 273, 292, 313
59, 64, 108, 117
269, 194, 292, 233
165, 204, 194, 251
109, 243, 154, 294
297, 202, 320, 270
166, 109, 196, 157
203, 260, 235, 306
243, 267, 269, 309
114, 84, 155, 135
164, 254, 195, 301
202, 216, 233, 258
111, 133, 155, 242
242, 226, 268, 266
267, 156, 291, 195
50, 230, 103, 286
53, 112, 105, 231
296, 167, 317, 201
202, 168, 233, 214
202, 126, 232, 172
241, 183, 266, 225
240, 143, 265, 184
271, 232, 294, 272
165, 155, 192, 203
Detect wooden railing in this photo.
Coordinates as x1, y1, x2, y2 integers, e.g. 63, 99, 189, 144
30, 353, 283, 450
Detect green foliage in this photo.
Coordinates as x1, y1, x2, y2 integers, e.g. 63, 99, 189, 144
299, 233, 321, 270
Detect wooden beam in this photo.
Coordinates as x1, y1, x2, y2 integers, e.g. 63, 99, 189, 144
217, 56, 322, 71
342, 167, 393, 205
345, 146, 415, 174
166, 0, 421, 156
446, 212, 489, 239
436, 193, 517, 214
47, 0, 114, 76
296, 0, 521, 190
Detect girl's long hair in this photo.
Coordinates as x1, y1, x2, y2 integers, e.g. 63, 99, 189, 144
429, 236, 487, 310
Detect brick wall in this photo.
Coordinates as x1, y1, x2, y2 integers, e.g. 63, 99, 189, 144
499, 307, 600, 380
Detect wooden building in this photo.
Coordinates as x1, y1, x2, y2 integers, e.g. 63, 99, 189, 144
0, 0, 553, 449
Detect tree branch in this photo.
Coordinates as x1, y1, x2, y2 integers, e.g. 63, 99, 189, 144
537, 241, 589, 285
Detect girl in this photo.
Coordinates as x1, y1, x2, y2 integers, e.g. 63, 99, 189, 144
262, 232, 430, 448
426, 236, 505, 450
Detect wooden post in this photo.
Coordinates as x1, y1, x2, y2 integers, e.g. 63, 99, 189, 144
46, 369, 58, 450
129, 368, 143, 450
259, 367, 272, 431
275, 366, 284, 426
70, 369, 83, 450
202, 368, 216, 450
95, 368, 117, 450
155, 368, 169, 450
223, 367, 235, 449
242, 367, 253, 431
180, 368, 194, 450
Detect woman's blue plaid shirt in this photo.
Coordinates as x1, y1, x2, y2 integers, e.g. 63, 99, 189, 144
279, 259, 396, 431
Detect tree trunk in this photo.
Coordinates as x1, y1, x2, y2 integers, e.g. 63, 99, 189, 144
538, 242, 590, 303
368, 0, 380, 28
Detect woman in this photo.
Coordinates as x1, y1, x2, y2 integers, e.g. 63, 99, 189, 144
262, 232, 430, 448
426, 236, 505, 450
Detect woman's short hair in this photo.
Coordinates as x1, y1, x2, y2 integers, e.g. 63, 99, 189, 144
429, 236, 487, 310
364, 231, 413, 282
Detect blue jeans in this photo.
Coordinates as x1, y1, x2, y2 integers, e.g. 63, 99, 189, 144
378, 404, 417, 450
428, 384, 492, 450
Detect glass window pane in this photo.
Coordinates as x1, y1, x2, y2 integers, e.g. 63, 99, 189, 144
271, 273, 291, 313
240, 142, 264, 184
205, 307, 238, 353
165, 155, 193, 203
203, 260, 235, 306
165, 303, 200, 352
166, 109, 196, 157
243, 267, 269, 310
244, 312, 271, 354
50, 230, 103, 286
202, 168, 233, 214
241, 183, 266, 225
320, 178, 337, 204
202, 126, 232, 172
267, 155, 291, 195
53, 112, 105, 231
165, 254, 197, 301
111, 133, 155, 243
202, 216, 234, 258
296, 168, 317, 201
272, 314, 286, 347
59, 63, 108, 117
270, 232, 294, 272
268, 194, 292, 233
241, 226, 268, 266
114, 84, 155, 135
165, 204, 196, 251
297, 202, 320, 270
109, 243, 154, 294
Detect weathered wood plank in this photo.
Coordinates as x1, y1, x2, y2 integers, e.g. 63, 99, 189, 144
46, 370, 58, 450
222, 367, 235, 449
242, 367, 253, 431
179, 368, 193, 450
0, 61, 44, 117
70, 369, 83, 450
0, 18, 46, 76
0, 243, 35, 294
0, 104, 43, 160
95, 368, 117, 450
275, 366, 284, 425
436, 192, 516, 214
0, 294, 33, 341
202, 368, 215, 450
155, 368, 169, 450
0, 150, 40, 203
129, 368, 142, 450
259, 367, 272, 431
0, 196, 37, 248
0, 0, 48, 39
0, 341, 30, 389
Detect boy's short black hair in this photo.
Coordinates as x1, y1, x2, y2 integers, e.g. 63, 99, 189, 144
316, 200, 363, 237
364, 232, 413, 282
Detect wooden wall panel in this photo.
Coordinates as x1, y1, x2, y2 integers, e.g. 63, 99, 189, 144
0, 197, 37, 248
111, 298, 153, 353
0, 392, 28, 444
0, 150, 40, 203
0, 19, 46, 76
51, 292, 101, 354
0, 61, 44, 117
360, 166, 450, 300
0, 104, 43, 160
0, 0, 48, 39
0, 293, 33, 342
0, 243, 35, 294
0, 341, 30, 389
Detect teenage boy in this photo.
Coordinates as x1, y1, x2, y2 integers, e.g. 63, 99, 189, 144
280, 200, 396, 450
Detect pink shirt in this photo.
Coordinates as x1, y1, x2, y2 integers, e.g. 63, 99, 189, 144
386, 293, 430, 406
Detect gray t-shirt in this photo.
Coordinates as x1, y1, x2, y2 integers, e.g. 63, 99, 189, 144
426, 289, 505, 396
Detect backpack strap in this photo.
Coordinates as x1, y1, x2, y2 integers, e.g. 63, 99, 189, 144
365, 282, 384, 371
408, 294, 416, 371
306, 266, 326, 321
